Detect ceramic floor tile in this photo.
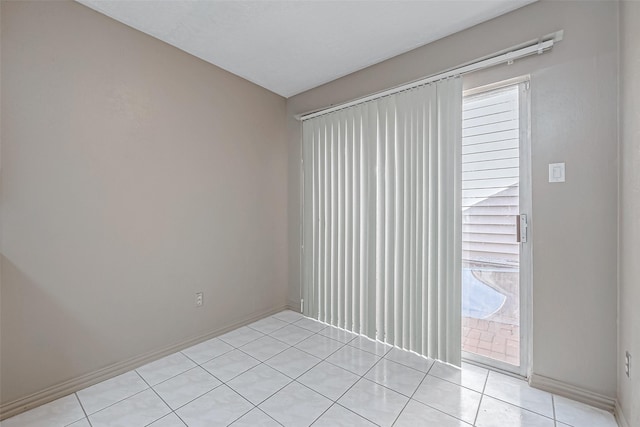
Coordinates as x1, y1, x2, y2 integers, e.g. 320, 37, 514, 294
265, 347, 321, 379
292, 317, 326, 333
1, 394, 85, 427
384, 347, 434, 372
348, 336, 393, 356
317, 326, 358, 344
271, 310, 305, 323
76, 370, 148, 415
326, 345, 380, 376
175, 385, 253, 427
218, 326, 265, 348
248, 317, 290, 334
475, 395, 555, 427
227, 364, 292, 405
229, 408, 281, 427
338, 378, 409, 427
395, 399, 471, 426
269, 324, 315, 346
412, 375, 482, 424
553, 395, 618, 427
294, 334, 344, 359
66, 418, 92, 427
259, 382, 332, 427
239, 335, 290, 361
136, 353, 197, 386
428, 361, 488, 393
483, 371, 554, 418
201, 349, 260, 382
11, 315, 625, 427
297, 361, 360, 400
88, 389, 170, 427
311, 404, 377, 427
181, 338, 234, 365
152, 366, 222, 410
364, 358, 425, 396
147, 412, 187, 426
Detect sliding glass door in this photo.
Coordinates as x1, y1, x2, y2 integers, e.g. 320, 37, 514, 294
461, 79, 531, 376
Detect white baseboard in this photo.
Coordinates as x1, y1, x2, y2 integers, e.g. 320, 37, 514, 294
615, 400, 630, 427
528, 373, 616, 412
0, 304, 289, 421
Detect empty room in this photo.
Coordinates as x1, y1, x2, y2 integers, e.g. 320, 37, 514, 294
1, 0, 638, 426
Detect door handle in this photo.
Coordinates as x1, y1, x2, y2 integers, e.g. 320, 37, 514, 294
516, 214, 528, 243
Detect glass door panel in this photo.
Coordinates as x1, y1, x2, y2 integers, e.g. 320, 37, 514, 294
461, 82, 528, 373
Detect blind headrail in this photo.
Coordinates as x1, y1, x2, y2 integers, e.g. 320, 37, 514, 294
296, 30, 563, 121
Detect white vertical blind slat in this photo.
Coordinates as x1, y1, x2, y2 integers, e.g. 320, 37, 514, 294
312, 122, 320, 318
353, 107, 362, 332
385, 96, 396, 345
322, 117, 330, 323
302, 114, 312, 316
330, 120, 338, 325
364, 102, 377, 338
401, 94, 411, 348
344, 110, 353, 330
337, 112, 345, 328
376, 100, 386, 340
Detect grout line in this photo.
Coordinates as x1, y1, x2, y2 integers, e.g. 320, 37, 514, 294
72, 393, 93, 427
79, 387, 150, 419
389, 354, 435, 426
136, 353, 199, 385
472, 366, 491, 425
430, 364, 488, 394
173, 410, 189, 427
256, 406, 286, 426
391, 360, 494, 426
179, 340, 236, 365
480, 392, 557, 422
134, 372, 178, 427
147, 412, 187, 427
479, 380, 556, 422
142, 360, 251, 426
474, 372, 556, 424
333, 402, 384, 426
302, 341, 385, 427
474, 395, 485, 425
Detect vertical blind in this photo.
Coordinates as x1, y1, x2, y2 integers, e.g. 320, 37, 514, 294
301, 78, 463, 365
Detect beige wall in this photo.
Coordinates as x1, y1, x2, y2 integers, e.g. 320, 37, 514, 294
0, 0, 287, 406
287, 0, 619, 397
618, 1, 640, 424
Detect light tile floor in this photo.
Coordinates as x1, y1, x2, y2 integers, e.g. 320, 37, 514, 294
1, 310, 619, 427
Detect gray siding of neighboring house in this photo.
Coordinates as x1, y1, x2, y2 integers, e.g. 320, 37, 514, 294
462, 86, 519, 268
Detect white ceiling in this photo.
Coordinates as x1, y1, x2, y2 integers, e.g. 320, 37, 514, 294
78, 0, 537, 98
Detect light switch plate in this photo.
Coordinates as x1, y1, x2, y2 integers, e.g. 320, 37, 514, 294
549, 162, 565, 183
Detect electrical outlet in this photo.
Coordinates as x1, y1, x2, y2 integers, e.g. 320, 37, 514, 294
625, 351, 631, 378
195, 292, 203, 307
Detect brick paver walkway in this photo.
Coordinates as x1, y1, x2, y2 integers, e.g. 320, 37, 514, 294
463, 316, 519, 365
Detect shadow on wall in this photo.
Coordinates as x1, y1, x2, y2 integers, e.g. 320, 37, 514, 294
0, 255, 107, 405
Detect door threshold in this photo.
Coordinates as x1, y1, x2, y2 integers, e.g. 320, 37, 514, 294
462, 353, 527, 380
